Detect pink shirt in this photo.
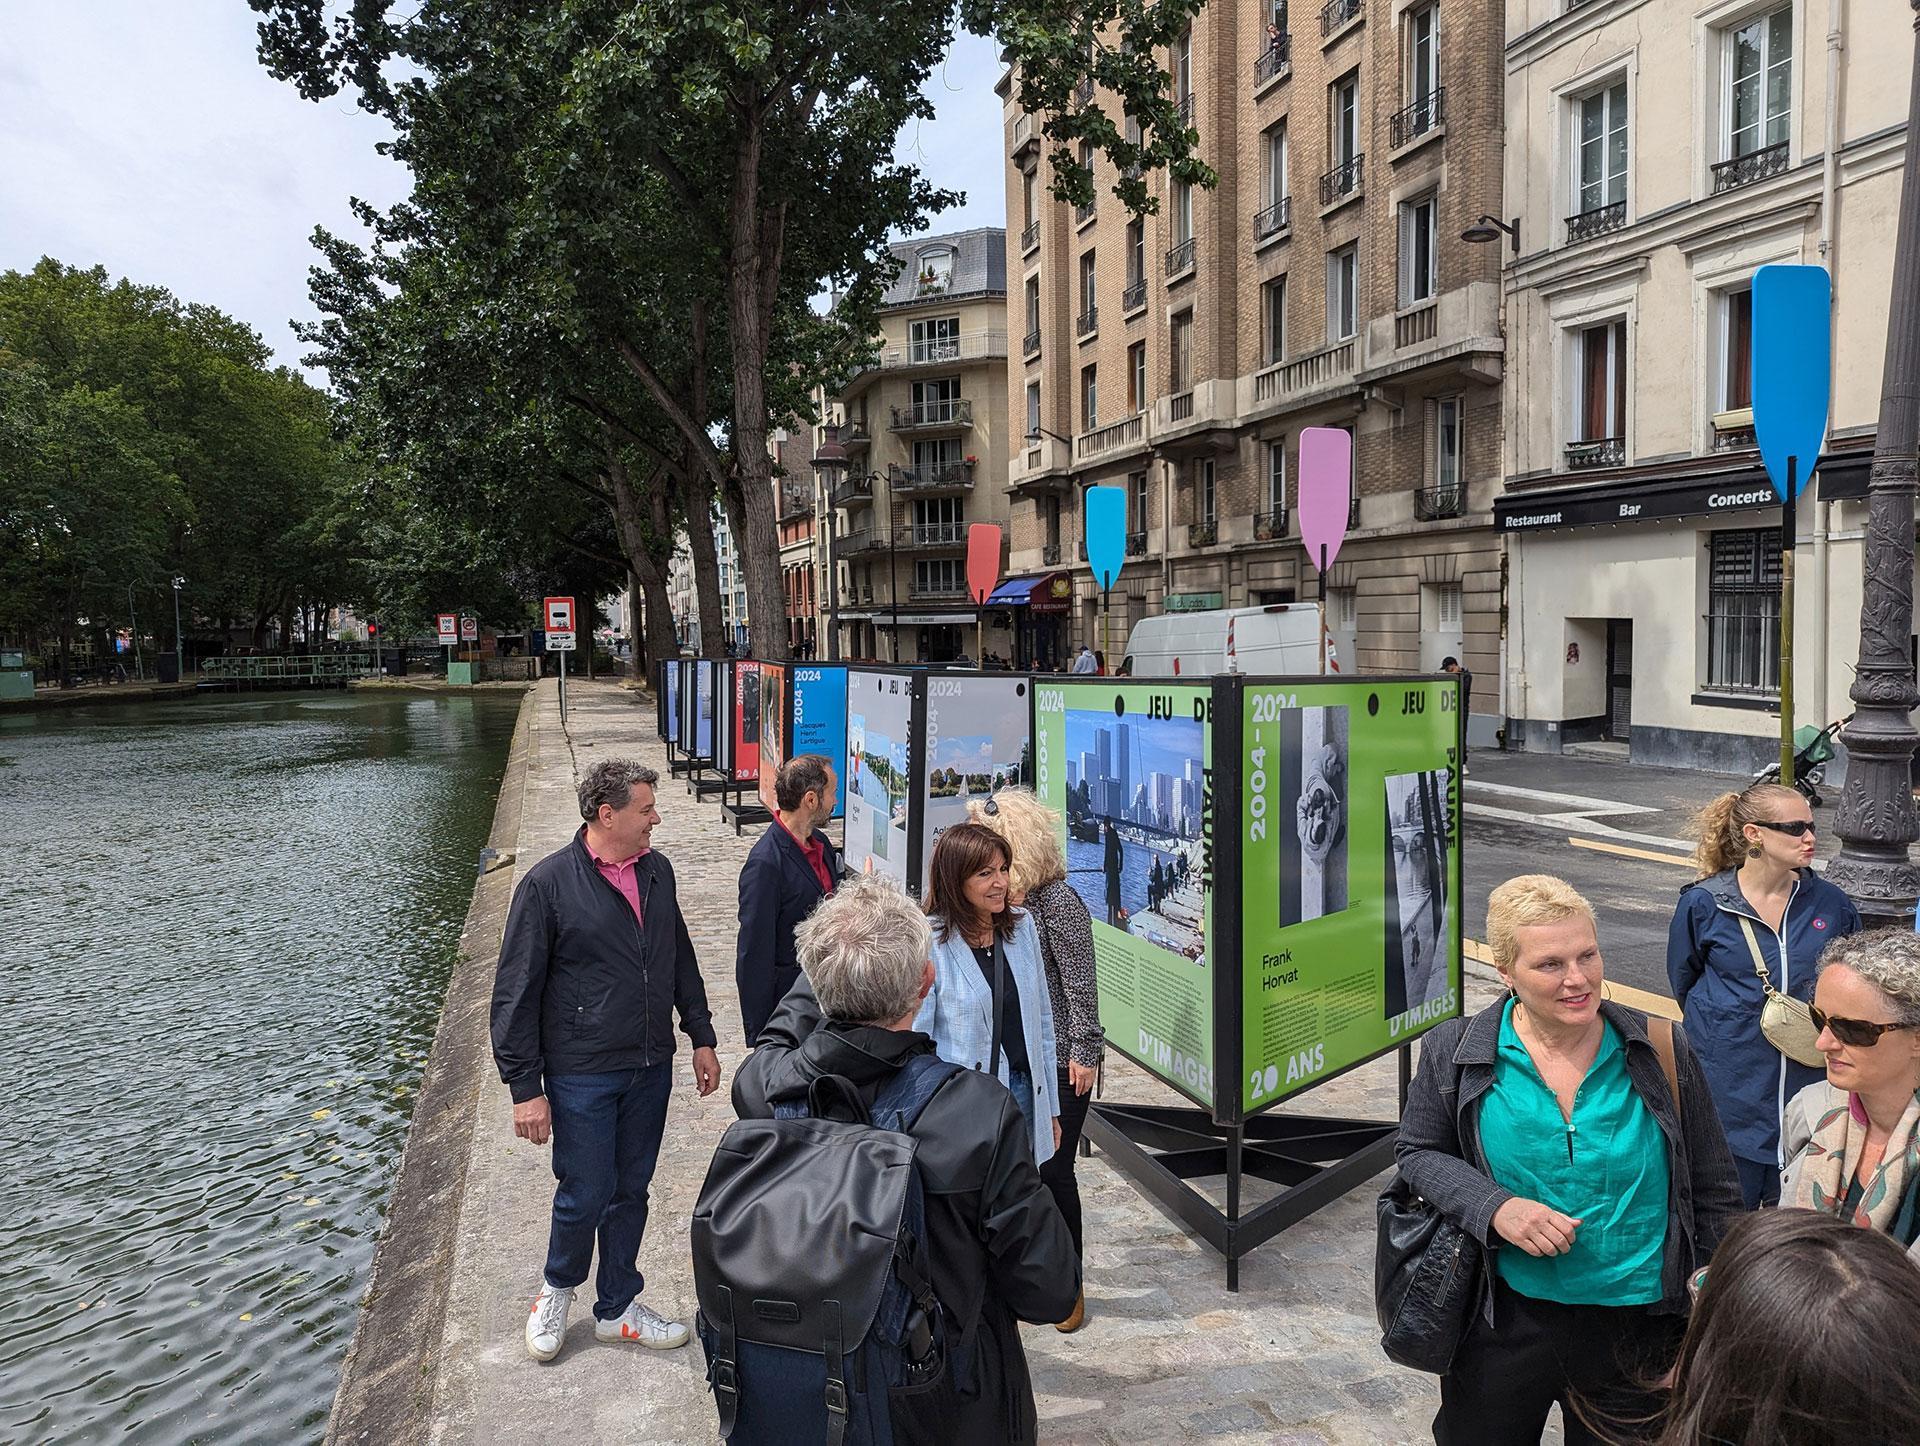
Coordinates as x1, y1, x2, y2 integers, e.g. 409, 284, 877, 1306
586, 835, 648, 929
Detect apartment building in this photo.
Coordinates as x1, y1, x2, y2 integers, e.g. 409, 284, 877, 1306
999, 0, 1505, 710
817, 228, 1015, 662
1496, 0, 1909, 771
667, 507, 753, 652
772, 429, 822, 657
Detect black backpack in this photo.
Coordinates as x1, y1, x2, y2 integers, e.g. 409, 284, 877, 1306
692, 1051, 963, 1446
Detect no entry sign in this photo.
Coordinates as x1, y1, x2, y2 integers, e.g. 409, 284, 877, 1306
544, 596, 574, 632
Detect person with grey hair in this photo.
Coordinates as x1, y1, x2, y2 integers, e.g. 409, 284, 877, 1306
735, 753, 839, 1044
1783, 928, 1920, 1253
492, 756, 721, 1361
731, 876, 1078, 1445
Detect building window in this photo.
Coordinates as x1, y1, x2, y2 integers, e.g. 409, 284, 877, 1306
1331, 71, 1359, 168
1399, 195, 1437, 306
1726, 6, 1792, 161
1265, 123, 1289, 208
915, 247, 955, 295
1170, 309, 1193, 391
1576, 80, 1628, 216
1706, 527, 1782, 694
1128, 470, 1149, 533
1126, 219, 1145, 289
1406, 4, 1439, 105
1079, 249, 1097, 315
1025, 380, 1041, 438
1128, 341, 1148, 413
910, 316, 960, 363
1576, 319, 1627, 445
1024, 278, 1040, 336
1173, 28, 1192, 108
1266, 440, 1287, 514
915, 557, 965, 595
1435, 397, 1462, 492
1327, 245, 1358, 341
1081, 364, 1099, 431
1171, 178, 1193, 246
1196, 456, 1217, 526
1722, 286, 1754, 411
1046, 494, 1062, 550
1262, 277, 1287, 365
1021, 169, 1037, 229
1330, 586, 1356, 631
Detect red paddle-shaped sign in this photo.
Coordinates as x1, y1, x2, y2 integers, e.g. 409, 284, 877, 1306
1297, 427, 1353, 575
966, 524, 1002, 604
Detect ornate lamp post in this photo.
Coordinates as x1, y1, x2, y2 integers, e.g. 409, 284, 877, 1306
811, 425, 848, 662
1827, 3, 1920, 928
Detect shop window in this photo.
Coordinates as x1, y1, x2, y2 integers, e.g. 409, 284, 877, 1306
1706, 527, 1782, 695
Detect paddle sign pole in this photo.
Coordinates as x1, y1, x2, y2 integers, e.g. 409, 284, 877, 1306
1296, 428, 1355, 676
1083, 487, 1127, 669
966, 524, 1002, 664
1751, 265, 1832, 788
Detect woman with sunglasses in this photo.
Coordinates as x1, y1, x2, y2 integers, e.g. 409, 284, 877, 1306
1667, 783, 1862, 1208
1781, 929, 1920, 1251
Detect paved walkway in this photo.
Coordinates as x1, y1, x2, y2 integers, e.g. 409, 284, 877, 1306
419, 678, 1516, 1445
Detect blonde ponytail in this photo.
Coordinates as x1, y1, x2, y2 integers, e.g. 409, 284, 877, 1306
1693, 783, 1802, 878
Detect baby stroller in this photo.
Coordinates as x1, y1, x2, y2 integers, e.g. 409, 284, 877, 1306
1749, 715, 1847, 807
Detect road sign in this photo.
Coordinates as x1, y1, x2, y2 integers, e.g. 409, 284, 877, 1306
1083, 487, 1126, 592
544, 596, 575, 632
1297, 426, 1354, 572
545, 629, 577, 652
437, 613, 458, 643
459, 614, 478, 642
965, 524, 1002, 605
1752, 264, 1832, 502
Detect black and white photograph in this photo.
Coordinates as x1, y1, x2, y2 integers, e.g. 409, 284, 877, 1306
1383, 767, 1455, 1018
1277, 705, 1350, 928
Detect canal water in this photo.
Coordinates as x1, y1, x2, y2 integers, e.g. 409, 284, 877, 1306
0, 691, 523, 1443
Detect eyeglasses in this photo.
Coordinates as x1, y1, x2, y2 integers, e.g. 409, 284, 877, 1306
1753, 819, 1816, 838
1809, 1004, 1910, 1048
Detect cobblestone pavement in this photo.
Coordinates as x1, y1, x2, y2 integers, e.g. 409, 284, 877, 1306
423, 678, 1532, 1445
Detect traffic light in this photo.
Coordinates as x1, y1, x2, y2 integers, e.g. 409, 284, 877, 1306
367, 620, 380, 638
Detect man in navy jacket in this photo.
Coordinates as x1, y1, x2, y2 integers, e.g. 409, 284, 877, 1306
736, 754, 840, 1043
492, 758, 721, 1362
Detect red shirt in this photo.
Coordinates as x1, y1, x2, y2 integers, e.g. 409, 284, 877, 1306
778, 816, 834, 894
585, 835, 648, 929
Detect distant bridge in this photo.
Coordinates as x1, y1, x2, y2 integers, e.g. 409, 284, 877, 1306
197, 653, 380, 691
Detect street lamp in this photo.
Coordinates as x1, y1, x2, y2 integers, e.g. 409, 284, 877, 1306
1828, 1, 1920, 928
1461, 215, 1521, 255
811, 424, 849, 662
171, 576, 186, 680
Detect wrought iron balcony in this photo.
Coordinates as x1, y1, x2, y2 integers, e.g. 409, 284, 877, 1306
843, 419, 871, 450
1020, 219, 1040, 253
1254, 35, 1292, 88
1122, 277, 1147, 312
1023, 327, 1042, 358
1320, 154, 1364, 205
1043, 543, 1062, 566
1076, 199, 1096, 226
1074, 77, 1094, 110
1253, 196, 1292, 243
890, 398, 974, 432
1565, 436, 1626, 470
1566, 200, 1626, 244
1188, 519, 1218, 547
839, 528, 888, 556
1320, 0, 1363, 36
889, 461, 976, 492
831, 474, 874, 509
1175, 93, 1195, 128
1165, 237, 1197, 277
907, 523, 969, 550
777, 487, 814, 522
1414, 484, 1462, 521
1254, 508, 1288, 541
1390, 88, 1444, 148
1712, 140, 1788, 194
1713, 425, 1758, 452
1076, 306, 1099, 338
1126, 530, 1148, 557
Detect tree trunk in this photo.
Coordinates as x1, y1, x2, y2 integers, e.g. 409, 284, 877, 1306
605, 457, 686, 680
681, 448, 729, 658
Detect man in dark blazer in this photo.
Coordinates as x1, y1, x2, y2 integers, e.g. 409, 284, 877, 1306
735, 753, 840, 1043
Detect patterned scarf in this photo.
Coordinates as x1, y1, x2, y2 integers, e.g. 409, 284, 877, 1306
1789, 1089, 1920, 1230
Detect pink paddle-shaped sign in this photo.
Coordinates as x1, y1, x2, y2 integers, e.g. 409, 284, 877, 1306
1296, 426, 1353, 574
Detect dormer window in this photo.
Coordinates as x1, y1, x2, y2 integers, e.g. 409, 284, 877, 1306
915, 247, 955, 295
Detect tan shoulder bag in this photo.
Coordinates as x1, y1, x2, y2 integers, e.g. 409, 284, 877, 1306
1736, 915, 1826, 1067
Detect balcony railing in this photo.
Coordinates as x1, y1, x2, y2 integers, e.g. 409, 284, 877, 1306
1395, 302, 1437, 348
1565, 436, 1626, 470
1126, 530, 1148, 557
907, 523, 969, 549
1020, 219, 1040, 253
1076, 199, 1096, 226
839, 587, 874, 608
1390, 88, 1444, 148
1566, 200, 1626, 244
1043, 543, 1062, 566
890, 398, 974, 432
843, 419, 872, 449
1320, 0, 1363, 36
1252, 337, 1356, 403
853, 332, 1009, 376
1713, 408, 1758, 451
777, 490, 814, 522
1168, 390, 1195, 423
1414, 484, 1463, 521
890, 461, 976, 492
1320, 154, 1364, 205
1165, 237, 1197, 277
1074, 77, 1094, 110
1012, 113, 1038, 159
1254, 508, 1289, 541
1254, 35, 1292, 88
1076, 306, 1099, 338
1175, 93, 1195, 127
839, 528, 888, 556
1075, 414, 1144, 459
909, 580, 969, 600
1122, 277, 1147, 312
1023, 327, 1042, 358
1712, 140, 1788, 194
1189, 519, 1218, 547
831, 474, 874, 509
1253, 196, 1292, 242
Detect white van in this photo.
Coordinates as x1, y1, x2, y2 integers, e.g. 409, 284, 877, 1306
1122, 604, 1345, 679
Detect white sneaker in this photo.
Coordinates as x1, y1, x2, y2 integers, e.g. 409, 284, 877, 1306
525, 1282, 574, 1362
594, 1298, 690, 1349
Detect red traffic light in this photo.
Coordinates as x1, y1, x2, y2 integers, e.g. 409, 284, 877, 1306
367, 621, 380, 637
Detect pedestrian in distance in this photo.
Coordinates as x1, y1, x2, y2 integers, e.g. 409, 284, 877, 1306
969, 788, 1104, 1332
1668, 782, 1862, 1208
1781, 927, 1920, 1253
1441, 655, 1471, 774
1395, 874, 1742, 1445
734, 753, 840, 1045
1071, 643, 1098, 674
1094, 649, 1107, 675
491, 758, 722, 1362
1649, 1207, 1920, 1446
725, 876, 1079, 1445
920, 822, 1063, 1168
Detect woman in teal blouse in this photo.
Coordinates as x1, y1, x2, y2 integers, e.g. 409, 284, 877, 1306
1395, 875, 1742, 1445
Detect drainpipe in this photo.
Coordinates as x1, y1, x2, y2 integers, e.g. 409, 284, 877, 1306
1812, 0, 1844, 727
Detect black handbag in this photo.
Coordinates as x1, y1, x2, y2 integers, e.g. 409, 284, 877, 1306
1374, 1173, 1481, 1374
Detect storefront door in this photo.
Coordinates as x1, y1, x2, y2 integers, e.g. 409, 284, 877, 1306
1606, 621, 1633, 742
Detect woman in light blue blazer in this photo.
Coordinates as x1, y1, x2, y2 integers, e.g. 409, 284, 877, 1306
919, 821, 1060, 1166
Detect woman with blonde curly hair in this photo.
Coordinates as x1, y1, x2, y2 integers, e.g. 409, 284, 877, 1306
968, 787, 1103, 1332
1667, 783, 1861, 1208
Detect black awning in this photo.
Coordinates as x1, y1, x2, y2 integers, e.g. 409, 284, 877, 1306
1495, 448, 1873, 532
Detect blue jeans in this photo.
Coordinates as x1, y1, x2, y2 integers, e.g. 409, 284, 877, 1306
543, 1065, 673, 1320
1007, 1066, 1035, 1131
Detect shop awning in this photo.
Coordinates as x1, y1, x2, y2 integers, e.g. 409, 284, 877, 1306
985, 573, 1053, 606
1494, 446, 1873, 532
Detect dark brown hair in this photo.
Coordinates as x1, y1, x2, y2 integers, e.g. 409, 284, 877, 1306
923, 822, 1018, 944
1649, 1208, 1920, 1445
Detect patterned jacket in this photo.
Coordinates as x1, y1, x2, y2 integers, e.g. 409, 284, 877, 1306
1025, 879, 1104, 1071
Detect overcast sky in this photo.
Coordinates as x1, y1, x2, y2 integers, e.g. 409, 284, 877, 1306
0, 4, 1007, 384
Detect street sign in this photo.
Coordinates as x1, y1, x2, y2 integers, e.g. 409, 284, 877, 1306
1083, 486, 1126, 592
965, 524, 1002, 605
1752, 264, 1832, 502
544, 596, 575, 632
545, 629, 577, 652
1297, 426, 1354, 572
437, 613, 458, 644
459, 614, 478, 642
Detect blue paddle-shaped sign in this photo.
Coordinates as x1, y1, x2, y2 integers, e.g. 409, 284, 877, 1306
1751, 264, 1831, 501
1084, 485, 1126, 591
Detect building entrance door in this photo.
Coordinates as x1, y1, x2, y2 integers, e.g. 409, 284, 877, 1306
1606, 620, 1633, 742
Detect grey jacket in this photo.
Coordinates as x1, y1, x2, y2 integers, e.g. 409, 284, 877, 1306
1395, 998, 1743, 1327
